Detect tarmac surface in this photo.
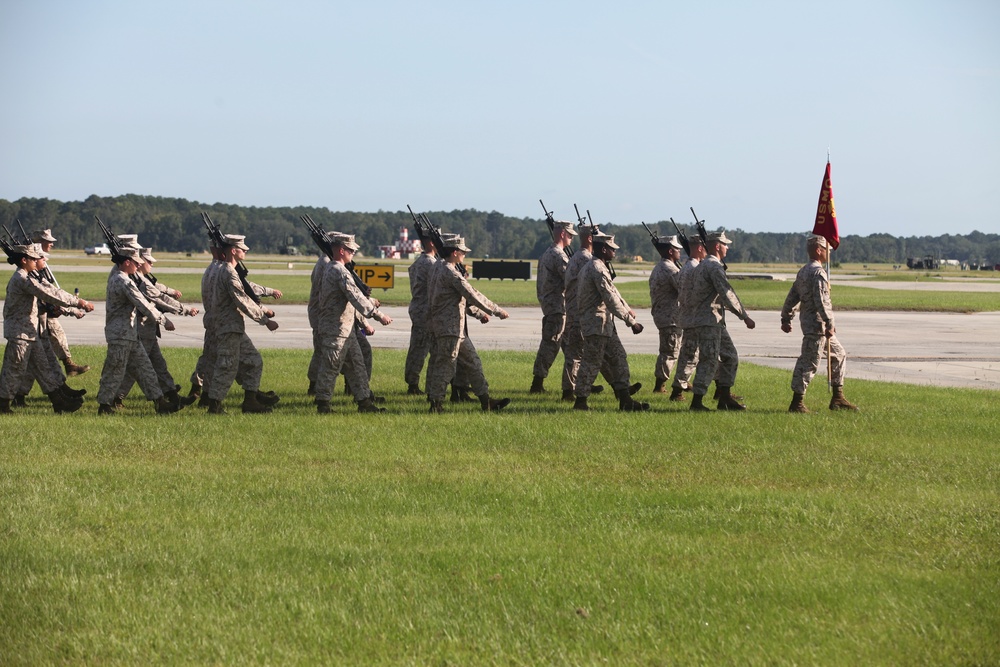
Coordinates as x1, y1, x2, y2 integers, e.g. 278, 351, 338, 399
32, 304, 1000, 391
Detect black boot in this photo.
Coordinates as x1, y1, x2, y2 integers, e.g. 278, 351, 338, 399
59, 383, 87, 398
529, 376, 546, 394
315, 399, 332, 414
206, 398, 227, 415
307, 380, 316, 396
689, 393, 711, 412
429, 400, 444, 414
479, 394, 511, 412
0, 398, 12, 414
255, 391, 281, 407
616, 387, 650, 412
47, 390, 83, 414
358, 397, 385, 413
98, 403, 118, 415
154, 396, 179, 414
562, 389, 575, 401
12, 394, 27, 408
572, 396, 589, 411
242, 392, 273, 414
451, 385, 476, 403
407, 383, 424, 395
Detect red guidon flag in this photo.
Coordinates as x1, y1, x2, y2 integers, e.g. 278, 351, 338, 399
812, 160, 840, 250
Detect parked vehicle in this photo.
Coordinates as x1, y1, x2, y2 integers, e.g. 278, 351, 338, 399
85, 243, 110, 255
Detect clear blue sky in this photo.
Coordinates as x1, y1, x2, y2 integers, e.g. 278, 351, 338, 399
2, 0, 997, 237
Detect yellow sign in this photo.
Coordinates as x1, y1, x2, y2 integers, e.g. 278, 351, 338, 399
353, 264, 394, 289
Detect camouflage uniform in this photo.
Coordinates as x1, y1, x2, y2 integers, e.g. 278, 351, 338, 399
781, 259, 847, 393
0, 268, 83, 399
649, 257, 683, 382
97, 266, 168, 405
191, 258, 221, 391
425, 261, 504, 401
403, 252, 437, 388
117, 274, 195, 397
671, 257, 703, 391
574, 255, 638, 398
206, 263, 275, 402
532, 244, 571, 387
314, 261, 386, 403
685, 256, 750, 396
307, 254, 331, 385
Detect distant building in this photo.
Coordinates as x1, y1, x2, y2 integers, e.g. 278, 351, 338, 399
377, 227, 422, 259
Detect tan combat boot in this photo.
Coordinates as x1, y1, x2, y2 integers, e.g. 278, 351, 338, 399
63, 357, 90, 376
716, 386, 747, 411
829, 387, 859, 411
788, 392, 811, 413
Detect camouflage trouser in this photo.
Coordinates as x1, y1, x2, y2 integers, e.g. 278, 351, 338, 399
671, 327, 701, 391
531, 312, 567, 380
691, 325, 738, 396
191, 326, 216, 390
575, 329, 631, 398
315, 332, 370, 402
0, 338, 63, 399
654, 326, 683, 381
564, 315, 614, 392
357, 329, 373, 379
17, 331, 67, 395
427, 335, 488, 402
207, 332, 263, 401
307, 329, 322, 383
117, 335, 176, 398
98, 338, 162, 405
46, 317, 71, 361
404, 324, 433, 387
792, 333, 847, 394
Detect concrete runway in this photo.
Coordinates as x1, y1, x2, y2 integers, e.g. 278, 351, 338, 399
36, 304, 1000, 391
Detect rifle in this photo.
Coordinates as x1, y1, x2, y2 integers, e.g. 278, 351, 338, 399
690, 207, 727, 270
0, 223, 19, 263
201, 211, 261, 305
95, 215, 129, 262
407, 205, 468, 277
670, 218, 691, 257
540, 200, 573, 258
300, 213, 373, 297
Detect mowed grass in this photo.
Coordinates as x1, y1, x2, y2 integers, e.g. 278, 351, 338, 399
49, 269, 1000, 313
1, 347, 997, 665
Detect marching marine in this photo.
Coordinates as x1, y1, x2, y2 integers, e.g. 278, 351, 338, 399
313, 232, 392, 414
781, 234, 859, 412
684, 231, 756, 411
573, 233, 648, 412
530, 219, 576, 395
1, 244, 93, 414
96, 246, 180, 415
203, 234, 281, 414
648, 234, 685, 394
426, 234, 511, 413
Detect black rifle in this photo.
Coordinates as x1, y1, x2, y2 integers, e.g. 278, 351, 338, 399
670, 218, 691, 257
690, 207, 727, 270
95, 215, 129, 262
407, 205, 468, 277
540, 200, 573, 258
201, 211, 261, 304
300, 213, 373, 297
0, 223, 19, 262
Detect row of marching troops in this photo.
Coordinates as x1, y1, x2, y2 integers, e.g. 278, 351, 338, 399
524, 217, 859, 413
1, 220, 858, 415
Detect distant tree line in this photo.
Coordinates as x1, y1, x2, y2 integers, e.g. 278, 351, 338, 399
2, 194, 998, 266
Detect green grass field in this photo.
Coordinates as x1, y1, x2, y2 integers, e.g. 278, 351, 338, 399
1, 347, 997, 665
